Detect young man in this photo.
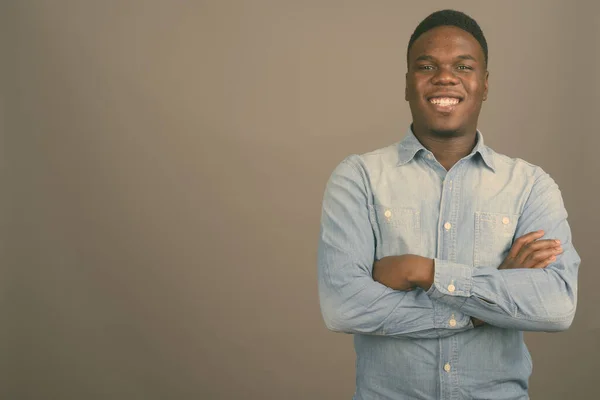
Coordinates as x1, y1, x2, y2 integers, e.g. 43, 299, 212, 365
317, 9, 580, 400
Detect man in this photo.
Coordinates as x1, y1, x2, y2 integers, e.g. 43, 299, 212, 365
317, 9, 580, 400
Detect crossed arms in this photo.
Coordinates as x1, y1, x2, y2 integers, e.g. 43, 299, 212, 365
317, 158, 581, 338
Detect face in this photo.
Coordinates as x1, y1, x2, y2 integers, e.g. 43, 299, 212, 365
405, 25, 488, 137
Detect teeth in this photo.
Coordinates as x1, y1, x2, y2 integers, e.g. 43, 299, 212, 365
430, 97, 460, 106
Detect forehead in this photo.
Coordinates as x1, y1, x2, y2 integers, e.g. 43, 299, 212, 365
409, 25, 484, 62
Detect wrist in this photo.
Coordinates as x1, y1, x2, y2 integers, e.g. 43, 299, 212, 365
412, 257, 435, 290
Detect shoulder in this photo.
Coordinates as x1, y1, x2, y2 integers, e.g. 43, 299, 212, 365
487, 146, 563, 204
488, 146, 552, 183
331, 141, 402, 176
323, 141, 401, 198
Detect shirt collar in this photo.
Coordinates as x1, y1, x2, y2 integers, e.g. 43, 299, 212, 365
396, 126, 496, 172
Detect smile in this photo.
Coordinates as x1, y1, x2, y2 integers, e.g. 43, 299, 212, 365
427, 96, 462, 113
429, 97, 461, 106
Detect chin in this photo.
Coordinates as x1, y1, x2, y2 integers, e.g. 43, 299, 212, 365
428, 125, 463, 137
415, 113, 463, 136
431, 129, 461, 137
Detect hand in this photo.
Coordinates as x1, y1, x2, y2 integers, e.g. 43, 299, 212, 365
498, 230, 563, 270
372, 255, 434, 291
471, 231, 562, 328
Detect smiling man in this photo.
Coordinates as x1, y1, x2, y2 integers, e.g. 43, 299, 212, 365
317, 9, 580, 400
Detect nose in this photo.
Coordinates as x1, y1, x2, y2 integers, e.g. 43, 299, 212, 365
432, 66, 459, 85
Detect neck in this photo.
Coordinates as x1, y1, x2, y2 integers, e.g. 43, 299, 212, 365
412, 126, 478, 170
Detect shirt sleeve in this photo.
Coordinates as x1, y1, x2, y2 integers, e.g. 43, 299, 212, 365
317, 156, 475, 339
426, 169, 580, 332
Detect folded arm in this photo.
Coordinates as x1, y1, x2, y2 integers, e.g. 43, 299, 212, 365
425, 170, 580, 332
317, 157, 474, 339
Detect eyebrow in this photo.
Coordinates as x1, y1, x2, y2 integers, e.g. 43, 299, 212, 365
415, 54, 478, 62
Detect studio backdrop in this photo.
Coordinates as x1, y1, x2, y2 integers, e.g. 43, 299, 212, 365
4, 1, 599, 399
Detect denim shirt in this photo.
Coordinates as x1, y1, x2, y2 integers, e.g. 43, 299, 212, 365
317, 128, 580, 400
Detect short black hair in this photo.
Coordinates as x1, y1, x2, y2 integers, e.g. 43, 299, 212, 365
407, 9, 488, 66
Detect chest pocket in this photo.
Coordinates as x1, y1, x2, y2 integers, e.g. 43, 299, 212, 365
474, 211, 520, 268
370, 205, 421, 258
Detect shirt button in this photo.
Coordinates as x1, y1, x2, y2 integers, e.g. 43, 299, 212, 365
427, 154, 433, 160
449, 319, 457, 327
444, 363, 451, 372
448, 284, 456, 293
384, 210, 392, 218
502, 216, 510, 225
444, 222, 452, 230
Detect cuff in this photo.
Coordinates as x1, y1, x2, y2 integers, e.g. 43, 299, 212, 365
432, 301, 473, 330
427, 259, 473, 306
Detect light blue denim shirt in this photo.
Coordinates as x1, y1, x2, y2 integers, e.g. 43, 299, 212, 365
317, 128, 580, 400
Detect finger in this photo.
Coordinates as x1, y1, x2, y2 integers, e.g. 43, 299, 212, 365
522, 246, 563, 268
522, 238, 561, 252
521, 241, 562, 262
516, 239, 560, 263
531, 255, 557, 269
509, 230, 545, 258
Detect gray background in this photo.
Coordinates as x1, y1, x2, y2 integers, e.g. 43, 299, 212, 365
4, 1, 599, 399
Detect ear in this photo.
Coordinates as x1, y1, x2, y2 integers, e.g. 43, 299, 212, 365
405, 72, 409, 101
483, 70, 489, 101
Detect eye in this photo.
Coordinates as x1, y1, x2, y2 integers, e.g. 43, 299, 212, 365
418, 65, 435, 71
457, 65, 474, 71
